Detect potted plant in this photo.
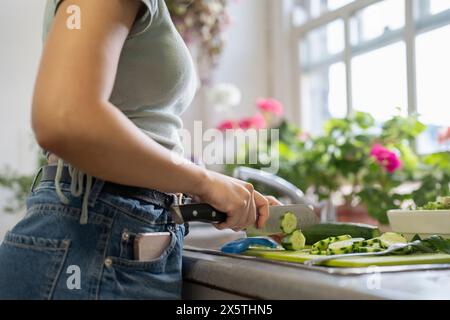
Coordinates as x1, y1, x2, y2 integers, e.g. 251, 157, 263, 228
224, 101, 450, 226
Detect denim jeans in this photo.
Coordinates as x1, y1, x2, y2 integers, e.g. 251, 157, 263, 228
0, 177, 185, 300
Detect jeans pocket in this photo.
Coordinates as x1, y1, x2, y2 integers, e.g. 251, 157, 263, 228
110, 230, 177, 272
100, 230, 182, 299
0, 232, 70, 300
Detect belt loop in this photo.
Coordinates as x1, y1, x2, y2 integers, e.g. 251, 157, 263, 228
29, 166, 44, 194
87, 179, 105, 208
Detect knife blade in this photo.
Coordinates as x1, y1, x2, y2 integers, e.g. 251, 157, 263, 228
245, 204, 318, 236
170, 203, 318, 235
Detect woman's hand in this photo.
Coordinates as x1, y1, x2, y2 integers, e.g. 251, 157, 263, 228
265, 195, 282, 206
195, 171, 270, 232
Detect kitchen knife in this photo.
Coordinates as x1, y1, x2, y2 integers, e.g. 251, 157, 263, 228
170, 203, 228, 225
170, 203, 318, 235
245, 204, 318, 236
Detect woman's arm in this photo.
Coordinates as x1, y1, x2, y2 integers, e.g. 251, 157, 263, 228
32, 0, 269, 230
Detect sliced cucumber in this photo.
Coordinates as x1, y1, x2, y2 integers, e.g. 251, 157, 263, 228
310, 250, 328, 255
358, 246, 384, 253
311, 235, 352, 251
327, 247, 353, 255
281, 230, 306, 251
328, 238, 365, 251
378, 232, 407, 248
302, 223, 381, 245
361, 238, 382, 247
311, 238, 331, 251
280, 212, 298, 234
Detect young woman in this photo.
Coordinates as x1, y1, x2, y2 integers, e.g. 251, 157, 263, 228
0, 0, 277, 299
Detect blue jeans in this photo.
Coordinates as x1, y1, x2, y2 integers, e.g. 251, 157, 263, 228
0, 176, 185, 300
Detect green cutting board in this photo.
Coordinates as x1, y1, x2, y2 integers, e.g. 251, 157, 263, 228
245, 249, 450, 267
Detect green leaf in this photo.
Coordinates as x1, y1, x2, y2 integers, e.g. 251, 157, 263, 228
423, 152, 450, 171
397, 144, 419, 171
354, 111, 375, 129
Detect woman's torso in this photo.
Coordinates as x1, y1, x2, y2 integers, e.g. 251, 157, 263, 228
42, 0, 198, 155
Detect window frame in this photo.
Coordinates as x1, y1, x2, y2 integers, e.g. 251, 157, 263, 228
290, 0, 450, 128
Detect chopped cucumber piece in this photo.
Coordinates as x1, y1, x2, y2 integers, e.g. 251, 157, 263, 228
280, 212, 298, 234
302, 223, 381, 245
311, 235, 352, 251
310, 250, 328, 255
361, 238, 382, 247
327, 247, 353, 255
358, 246, 383, 253
328, 238, 365, 251
378, 232, 407, 248
281, 230, 306, 251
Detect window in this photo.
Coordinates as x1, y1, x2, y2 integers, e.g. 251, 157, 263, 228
293, 0, 450, 152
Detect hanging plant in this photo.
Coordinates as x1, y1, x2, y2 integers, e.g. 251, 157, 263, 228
166, 0, 232, 80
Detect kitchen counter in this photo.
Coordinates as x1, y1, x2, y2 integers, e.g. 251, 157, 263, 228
182, 225, 450, 300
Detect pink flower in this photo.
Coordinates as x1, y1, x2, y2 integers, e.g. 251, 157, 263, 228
370, 144, 402, 174
216, 120, 235, 131
257, 98, 284, 116
238, 113, 267, 130
298, 131, 311, 142
438, 127, 450, 144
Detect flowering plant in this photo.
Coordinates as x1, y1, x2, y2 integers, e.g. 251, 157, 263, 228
216, 98, 284, 131
439, 127, 450, 144
370, 144, 402, 174
225, 107, 450, 224
166, 0, 232, 72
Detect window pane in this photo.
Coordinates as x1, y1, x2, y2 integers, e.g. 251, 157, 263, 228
352, 42, 408, 121
416, 24, 450, 155
301, 20, 345, 67
350, 0, 405, 46
430, 0, 450, 14
293, 0, 355, 23
416, 25, 450, 127
329, 63, 348, 118
328, 0, 354, 11
301, 63, 347, 134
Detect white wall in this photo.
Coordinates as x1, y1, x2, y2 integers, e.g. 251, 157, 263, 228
0, 0, 47, 239
0, 0, 45, 172
182, 0, 272, 131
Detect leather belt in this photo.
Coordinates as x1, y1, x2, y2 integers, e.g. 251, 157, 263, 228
40, 165, 176, 211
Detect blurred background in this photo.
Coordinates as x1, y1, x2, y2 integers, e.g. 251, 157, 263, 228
1, 0, 450, 240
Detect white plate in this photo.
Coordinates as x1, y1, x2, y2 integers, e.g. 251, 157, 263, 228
388, 209, 450, 240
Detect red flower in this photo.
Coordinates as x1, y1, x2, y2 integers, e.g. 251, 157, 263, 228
238, 113, 267, 130
216, 120, 235, 131
257, 98, 284, 116
438, 127, 450, 144
370, 144, 402, 174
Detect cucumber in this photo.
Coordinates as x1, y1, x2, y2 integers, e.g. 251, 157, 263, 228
358, 246, 384, 253
280, 212, 298, 234
311, 235, 352, 251
302, 223, 381, 245
378, 232, 407, 248
361, 238, 382, 247
311, 239, 331, 251
328, 238, 365, 251
281, 230, 306, 251
310, 250, 328, 255
327, 247, 353, 255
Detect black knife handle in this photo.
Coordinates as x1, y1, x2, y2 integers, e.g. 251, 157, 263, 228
175, 203, 227, 224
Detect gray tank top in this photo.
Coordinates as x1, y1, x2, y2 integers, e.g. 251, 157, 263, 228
42, 0, 197, 225
43, 0, 198, 155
